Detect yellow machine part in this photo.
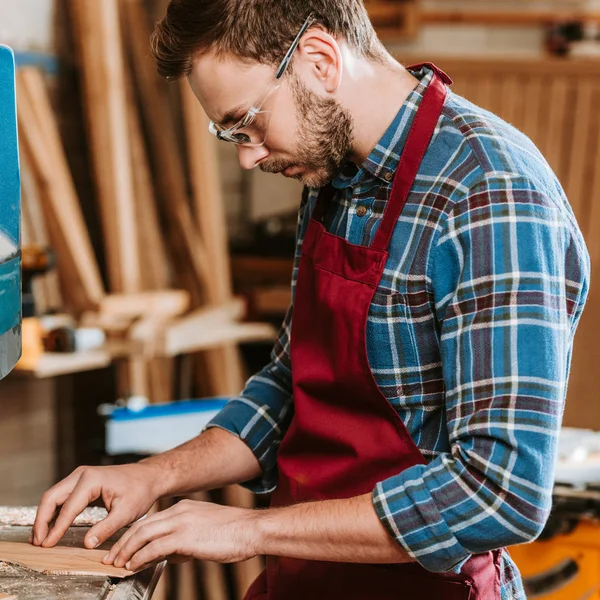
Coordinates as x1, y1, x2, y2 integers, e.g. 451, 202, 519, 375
511, 521, 600, 599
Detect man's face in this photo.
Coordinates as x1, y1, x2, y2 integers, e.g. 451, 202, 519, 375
189, 51, 354, 188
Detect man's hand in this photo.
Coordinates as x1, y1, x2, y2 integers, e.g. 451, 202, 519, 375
32, 463, 162, 550
104, 499, 258, 572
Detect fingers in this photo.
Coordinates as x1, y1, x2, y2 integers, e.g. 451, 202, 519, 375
103, 511, 168, 565
127, 536, 176, 573
111, 518, 174, 569
83, 505, 137, 551
32, 470, 82, 546
42, 476, 102, 548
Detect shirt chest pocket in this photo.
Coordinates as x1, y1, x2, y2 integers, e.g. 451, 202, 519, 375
366, 290, 422, 397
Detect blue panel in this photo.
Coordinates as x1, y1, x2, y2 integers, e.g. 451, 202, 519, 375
109, 398, 230, 422
14, 51, 59, 75
0, 45, 21, 369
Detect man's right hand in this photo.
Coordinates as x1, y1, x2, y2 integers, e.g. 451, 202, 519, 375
32, 462, 161, 550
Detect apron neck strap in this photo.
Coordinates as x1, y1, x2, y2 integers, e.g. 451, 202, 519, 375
371, 70, 449, 252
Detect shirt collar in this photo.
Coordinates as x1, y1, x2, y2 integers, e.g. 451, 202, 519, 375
331, 65, 435, 191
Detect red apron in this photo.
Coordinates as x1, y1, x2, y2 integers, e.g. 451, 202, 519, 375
245, 64, 501, 600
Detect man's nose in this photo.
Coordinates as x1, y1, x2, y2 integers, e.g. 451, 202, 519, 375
236, 144, 270, 170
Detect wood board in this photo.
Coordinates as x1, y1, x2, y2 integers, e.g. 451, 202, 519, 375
0, 541, 135, 578
16, 68, 106, 313
68, 0, 142, 294
0, 593, 16, 599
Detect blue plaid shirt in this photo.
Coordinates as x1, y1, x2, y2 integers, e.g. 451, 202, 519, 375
208, 66, 590, 598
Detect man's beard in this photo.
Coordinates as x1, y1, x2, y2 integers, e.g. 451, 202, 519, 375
260, 75, 354, 188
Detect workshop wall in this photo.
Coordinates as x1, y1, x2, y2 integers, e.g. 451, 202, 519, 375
0, 0, 549, 224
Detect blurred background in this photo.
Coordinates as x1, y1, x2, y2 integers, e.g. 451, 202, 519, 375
1, 1, 600, 599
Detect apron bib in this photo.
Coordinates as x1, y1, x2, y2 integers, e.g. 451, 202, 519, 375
245, 64, 501, 600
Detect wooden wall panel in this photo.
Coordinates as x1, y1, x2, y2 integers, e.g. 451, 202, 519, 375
402, 57, 600, 428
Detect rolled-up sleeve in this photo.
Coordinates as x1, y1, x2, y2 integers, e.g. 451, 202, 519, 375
206, 307, 295, 493
206, 189, 313, 493
372, 177, 590, 573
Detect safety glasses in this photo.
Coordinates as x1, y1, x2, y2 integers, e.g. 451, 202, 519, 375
208, 12, 316, 147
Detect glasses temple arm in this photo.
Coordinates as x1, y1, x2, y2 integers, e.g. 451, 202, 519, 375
275, 13, 316, 80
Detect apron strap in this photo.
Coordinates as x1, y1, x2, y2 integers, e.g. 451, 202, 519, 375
371, 70, 449, 253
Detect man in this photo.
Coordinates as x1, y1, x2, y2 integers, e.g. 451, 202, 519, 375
32, 1, 590, 598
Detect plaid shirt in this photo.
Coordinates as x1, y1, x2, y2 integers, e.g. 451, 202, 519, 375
208, 66, 590, 598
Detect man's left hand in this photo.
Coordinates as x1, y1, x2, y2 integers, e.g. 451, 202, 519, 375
103, 499, 258, 572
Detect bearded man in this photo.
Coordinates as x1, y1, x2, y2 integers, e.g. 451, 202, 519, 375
32, 2, 590, 599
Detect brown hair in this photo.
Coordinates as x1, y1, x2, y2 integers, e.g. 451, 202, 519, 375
151, 0, 384, 80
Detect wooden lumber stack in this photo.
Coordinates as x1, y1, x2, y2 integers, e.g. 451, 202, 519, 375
13, 0, 276, 598
16, 68, 105, 314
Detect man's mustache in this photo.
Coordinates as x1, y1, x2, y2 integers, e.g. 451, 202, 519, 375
260, 160, 294, 174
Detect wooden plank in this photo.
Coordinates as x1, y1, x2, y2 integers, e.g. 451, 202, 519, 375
587, 106, 600, 263
20, 171, 49, 314
100, 291, 190, 320
421, 9, 600, 25
180, 84, 233, 307
252, 286, 292, 316
16, 68, 105, 313
124, 70, 171, 291
498, 76, 522, 127
398, 57, 600, 79
161, 320, 276, 358
68, 0, 142, 294
0, 541, 134, 578
540, 78, 569, 176
566, 81, 595, 221
470, 76, 494, 112
366, 2, 420, 39
14, 351, 112, 379
19, 161, 62, 314
119, 0, 211, 299
521, 77, 544, 148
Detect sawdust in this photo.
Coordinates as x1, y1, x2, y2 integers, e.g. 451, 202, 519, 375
0, 507, 108, 528
0, 562, 113, 600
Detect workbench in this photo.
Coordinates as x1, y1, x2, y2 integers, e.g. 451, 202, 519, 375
0, 507, 164, 600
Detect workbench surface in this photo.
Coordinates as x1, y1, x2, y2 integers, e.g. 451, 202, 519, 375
0, 507, 164, 600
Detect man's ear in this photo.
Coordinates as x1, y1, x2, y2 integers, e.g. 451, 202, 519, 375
296, 28, 342, 94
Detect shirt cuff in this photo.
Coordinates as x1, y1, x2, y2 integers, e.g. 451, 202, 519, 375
204, 398, 283, 494
372, 466, 471, 574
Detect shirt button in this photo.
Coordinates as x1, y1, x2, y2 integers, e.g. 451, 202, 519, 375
356, 206, 368, 217
384, 172, 393, 182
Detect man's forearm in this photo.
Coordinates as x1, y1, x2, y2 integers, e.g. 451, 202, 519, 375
254, 493, 414, 564
140, 427, 262, 498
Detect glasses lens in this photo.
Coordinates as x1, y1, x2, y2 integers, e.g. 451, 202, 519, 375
233, 110, 271, 146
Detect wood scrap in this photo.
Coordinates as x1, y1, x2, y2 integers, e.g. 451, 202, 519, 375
119, 0, 212, 300
16, 68, 105, 313
19, 161, 62, 314
160, 318, 276, 358
123, 56, 172, 292
100, 291, 190, 321
0, 541, 135, 578
68, 0, 142, 294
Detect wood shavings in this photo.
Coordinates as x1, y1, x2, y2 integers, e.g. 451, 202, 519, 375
0, 507, 108, 528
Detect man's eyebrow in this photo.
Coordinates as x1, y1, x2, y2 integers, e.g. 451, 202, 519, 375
216, 103, 249, 127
